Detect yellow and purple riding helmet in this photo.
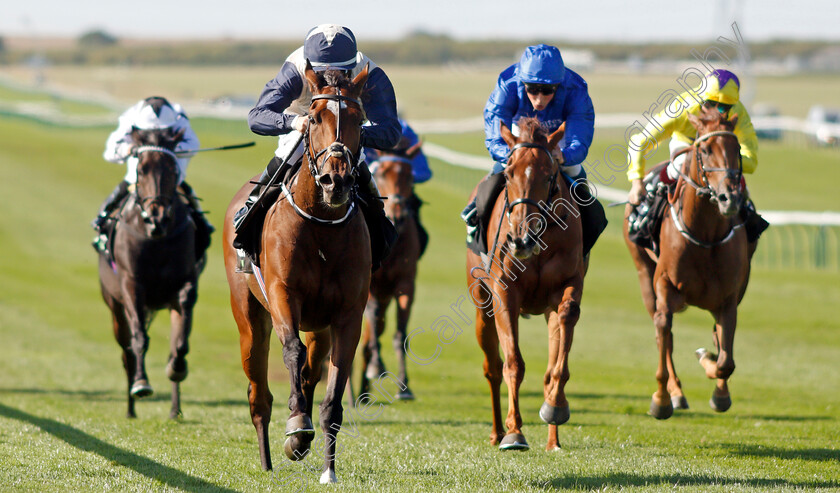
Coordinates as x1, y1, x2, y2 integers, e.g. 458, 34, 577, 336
699, 69, 741, 106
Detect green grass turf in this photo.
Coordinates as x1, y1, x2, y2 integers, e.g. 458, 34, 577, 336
0, 110, 838, 492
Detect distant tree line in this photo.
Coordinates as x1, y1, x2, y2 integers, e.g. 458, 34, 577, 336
0, 29, 836, 66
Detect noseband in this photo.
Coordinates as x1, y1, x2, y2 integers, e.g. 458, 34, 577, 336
675, 130, 742, 201
305, 93, 363, 185
504, 142, 560, 220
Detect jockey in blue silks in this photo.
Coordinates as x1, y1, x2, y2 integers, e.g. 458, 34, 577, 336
462, 44, 606, 257
232, 24, 401, 272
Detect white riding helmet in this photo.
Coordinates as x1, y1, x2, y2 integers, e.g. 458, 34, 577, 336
133, 97, 179, 130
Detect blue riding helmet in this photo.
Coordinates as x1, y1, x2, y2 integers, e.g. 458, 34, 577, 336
304, 24, 358, 70
517, 44, 565, 85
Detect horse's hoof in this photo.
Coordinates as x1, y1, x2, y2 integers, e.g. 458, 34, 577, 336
166, 359, 188, 382
671, 395, 689, 410
397, 389, 415, 401
283, 434, 312, 461
285, 415, 315, 437
130, 380, 154, 399
710, 393, 732, 413
499, 433, 529, 451
319, 468, 338, 484
539, 401, 570, 425
649, 398, 674, 420
696, 347, 714, 362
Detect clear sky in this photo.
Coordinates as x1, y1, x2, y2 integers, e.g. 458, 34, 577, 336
2, 0, 838, 43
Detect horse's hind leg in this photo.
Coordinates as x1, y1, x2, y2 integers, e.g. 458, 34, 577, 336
393, 285, 415, 400
233, 296, 274, 470
475, 291, 504, 446
360, 295, 390, 396
167, 282, 198, 419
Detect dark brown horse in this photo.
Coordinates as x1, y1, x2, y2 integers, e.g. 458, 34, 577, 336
623, 109, 753, 419
98, 127, 201, 419
467, 118, 587, 451
359, 142, 423, 399
223, 62, 371, 483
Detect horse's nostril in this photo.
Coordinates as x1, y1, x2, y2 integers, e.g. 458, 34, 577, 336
319, 174, 333, 187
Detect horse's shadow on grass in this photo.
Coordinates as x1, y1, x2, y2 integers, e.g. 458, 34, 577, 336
714, 443, 840, 462
0, 403, 239, 493
533, 472, 839, 490
0, 387, 243, 408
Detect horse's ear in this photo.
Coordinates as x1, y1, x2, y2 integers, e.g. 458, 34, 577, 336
728, 113, 739, 128
405, 140, 423, 159
687, 113, 703, 131
350, 63, 370, 98
500, 121, 517, 149
304, 59, 321, 93
547, 122, 566, 150
170, 127, 186, 145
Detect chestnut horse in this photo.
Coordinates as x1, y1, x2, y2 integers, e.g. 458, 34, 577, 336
467, 118, 587, 451
623, 109, 752, 419
223, 63, 371, 483
359, 142, 424, 399
98, 127, 201, 419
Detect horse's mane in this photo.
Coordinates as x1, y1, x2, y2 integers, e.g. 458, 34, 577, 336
133, 127, 183, 150
516, 117, 549, 145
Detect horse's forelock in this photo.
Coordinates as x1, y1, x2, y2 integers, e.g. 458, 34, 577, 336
516, 117, 548, 145
320, 70, 355, 92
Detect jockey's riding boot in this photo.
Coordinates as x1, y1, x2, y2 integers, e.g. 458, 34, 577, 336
465, 172, 507, 252
180, 181, 214, 258
569, 178, 608, 257
407, 193, 429, 257
232, 156, 285, 252
741, 198, 769, 243
357, 163, 397, 270
461, 200, 478, 244
92, 180, 130, 231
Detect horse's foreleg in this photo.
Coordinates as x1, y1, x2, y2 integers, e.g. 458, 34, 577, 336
476, 304, 504, 445
317, 314, 364, 484
121, 282, 152, 399
699, 300, 737, 412
167, 281, 197, 419
234, 301, 274, 470
393, 285, 415, 400
650, 277, 681, 420
542, 283, 581, 450
361, 296, 390, 396
494, 292, 528, 450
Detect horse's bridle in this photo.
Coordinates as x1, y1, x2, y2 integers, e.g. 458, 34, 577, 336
675, 130, 742, 202
305, 93, 363, 186
503, 142, 560, 221
133, 145, 179, 223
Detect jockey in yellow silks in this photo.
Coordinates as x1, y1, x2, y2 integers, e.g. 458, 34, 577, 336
626, 69, 768, 244
627, 69, 758, 205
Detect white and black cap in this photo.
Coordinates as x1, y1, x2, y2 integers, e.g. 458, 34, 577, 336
304, 24, 358, 70
134, 97, 178, 130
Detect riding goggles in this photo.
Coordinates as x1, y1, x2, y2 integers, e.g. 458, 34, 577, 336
524, 83, 559, 96
702, 100, 733, 114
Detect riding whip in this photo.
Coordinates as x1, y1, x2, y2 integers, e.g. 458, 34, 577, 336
175, 142, 255, 155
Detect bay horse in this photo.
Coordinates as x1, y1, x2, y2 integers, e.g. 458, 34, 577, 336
466, 118, 586, 451
623, 109, 752, 419
222, 62, 371, 484
359, 142, 424, 399
97, 127, 201, 419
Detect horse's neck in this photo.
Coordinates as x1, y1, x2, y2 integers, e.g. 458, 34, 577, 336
290, 166, 350, 221
679, 162, 732, 242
